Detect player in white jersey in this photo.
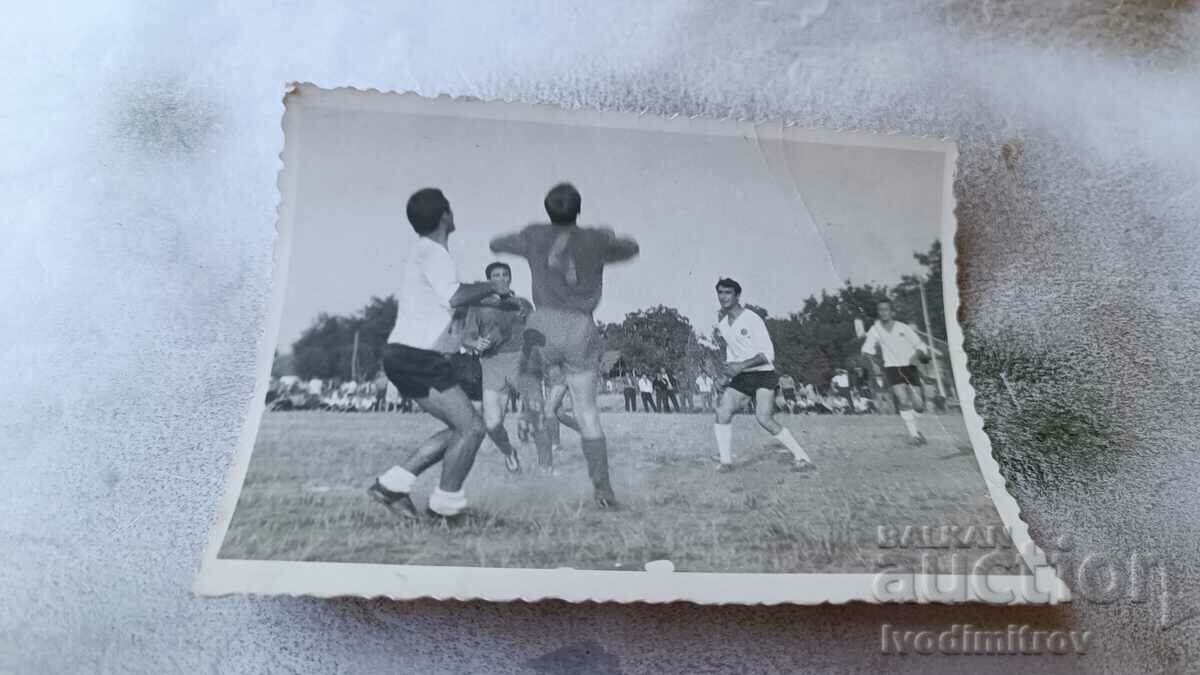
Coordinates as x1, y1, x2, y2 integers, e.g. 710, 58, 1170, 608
710, 278, 816, 473
367, 188, 511, 520
860, 299, 931, 445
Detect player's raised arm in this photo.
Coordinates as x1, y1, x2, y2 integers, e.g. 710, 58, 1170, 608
489, 228, 528, 257
603, 230, 640, 263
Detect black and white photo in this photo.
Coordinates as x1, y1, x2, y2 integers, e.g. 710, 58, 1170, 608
197, 85, 1063, 604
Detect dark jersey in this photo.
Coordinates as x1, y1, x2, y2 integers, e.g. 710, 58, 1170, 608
463, 297, 533, 356
491, 223, 638, 315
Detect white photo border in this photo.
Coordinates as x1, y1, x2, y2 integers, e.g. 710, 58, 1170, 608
194, 83, 1069, 605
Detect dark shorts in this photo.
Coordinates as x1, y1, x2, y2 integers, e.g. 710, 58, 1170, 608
523, 307, 603, 378
382, 343, 464, 399
782, 387, 797, 402
728, 370, 780, 398
884, 365, 922, 387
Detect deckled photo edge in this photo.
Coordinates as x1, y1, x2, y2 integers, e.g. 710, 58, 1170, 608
195, 83, 1068, 605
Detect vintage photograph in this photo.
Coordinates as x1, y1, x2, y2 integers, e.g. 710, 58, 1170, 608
197, 85, 1056, 603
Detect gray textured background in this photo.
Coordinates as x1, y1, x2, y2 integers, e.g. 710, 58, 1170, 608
4, 1, 1199, 673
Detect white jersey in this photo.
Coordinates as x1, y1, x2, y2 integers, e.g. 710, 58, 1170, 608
714, 308, 774, 372
861, 320, 928, 367
387, 236, 460, 351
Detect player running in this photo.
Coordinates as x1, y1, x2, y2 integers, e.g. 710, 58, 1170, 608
860, 299, 931, 445
711, 278, 816, 473
460, 261, 534, 474
490, 182, 639, 509
367, 188, 511, 520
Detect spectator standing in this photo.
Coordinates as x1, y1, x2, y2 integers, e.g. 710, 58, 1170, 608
638, 373, 657, 412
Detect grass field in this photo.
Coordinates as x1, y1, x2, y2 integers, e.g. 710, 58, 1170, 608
218, 409, 1004, 573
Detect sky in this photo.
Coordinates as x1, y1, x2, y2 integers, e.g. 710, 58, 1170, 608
276, 102, 947, 351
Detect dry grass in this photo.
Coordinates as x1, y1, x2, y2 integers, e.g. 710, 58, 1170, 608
219, 410, 1002, 573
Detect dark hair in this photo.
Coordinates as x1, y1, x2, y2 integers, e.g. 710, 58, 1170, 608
544, 182, 581, 225
485, 261, 511, 278
877, 299, 893, 308
406, 188, 451, 235
715, 277, 742, 296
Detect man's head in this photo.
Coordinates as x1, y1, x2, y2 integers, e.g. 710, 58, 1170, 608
544, 182, 581, 225
485, 262, 512, 292
407, 188, 454, 236
877, 300, 894, 322
715, 278, 742, 310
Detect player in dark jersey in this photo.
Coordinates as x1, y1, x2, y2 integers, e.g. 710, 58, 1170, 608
461, 262, 534, 473
490, 183, 639, 508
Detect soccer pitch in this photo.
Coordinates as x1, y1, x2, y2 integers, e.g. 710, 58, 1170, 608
218, 411, 1003, 573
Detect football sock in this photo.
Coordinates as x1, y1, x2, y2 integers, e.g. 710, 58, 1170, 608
714, 423, 733, 465
487, 423, 516, 457
900, 409, 919, 437
774, 428, 811, 463
581, 437, 614, 500
428, 488, 468, 517
379, 466, 416, 493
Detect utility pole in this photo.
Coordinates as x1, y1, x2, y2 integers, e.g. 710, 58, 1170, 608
918, 277, 947, 401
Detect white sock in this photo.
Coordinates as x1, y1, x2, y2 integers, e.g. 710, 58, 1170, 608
900, 409, 919, 437
774, 428, 811, 463
714, 423, 733, 465
428, 487, 468, 517
379, 466, 416, 493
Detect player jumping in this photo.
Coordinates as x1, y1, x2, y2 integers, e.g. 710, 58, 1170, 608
490, 182, 639, 508
860, 299, 931, 446
460, 262, 534, 474
367, 188, 510, 520
711, 278, 816, 473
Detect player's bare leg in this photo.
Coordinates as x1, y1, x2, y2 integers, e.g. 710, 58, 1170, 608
396, 386, 487, 518
370, 427, 455, 519
399, 427, 457, 475
564, 368, 617, 508
542, 380, 580, 440
893, 383, 926, 446
371, 384, 486, 519
910, 383, 927, 414
752, 388, 815, 471
712, 387, 747, 472
423, 385, 487, 506
482, 388, 520, 473
555, 395, 581, 434
524, 378, 557, 472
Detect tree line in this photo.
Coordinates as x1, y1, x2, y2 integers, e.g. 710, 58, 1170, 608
277, 242, 946, 391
